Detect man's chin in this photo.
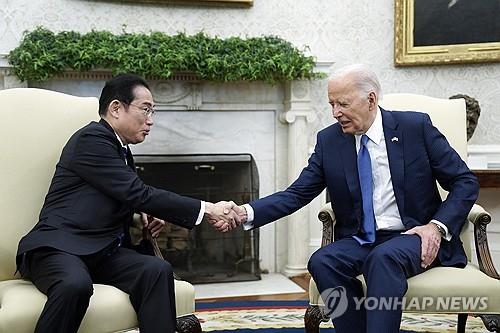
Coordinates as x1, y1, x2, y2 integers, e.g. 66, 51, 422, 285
131, 136, 146, 144
340, 127, 354, 135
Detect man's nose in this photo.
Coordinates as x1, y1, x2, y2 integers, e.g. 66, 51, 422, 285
332, 106, 342, 118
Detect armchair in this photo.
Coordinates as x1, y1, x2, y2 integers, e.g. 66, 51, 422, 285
305, 93, 500, 333
0, 88, 201, 333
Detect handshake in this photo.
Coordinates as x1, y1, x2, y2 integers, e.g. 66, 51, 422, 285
204, 201, 248, 232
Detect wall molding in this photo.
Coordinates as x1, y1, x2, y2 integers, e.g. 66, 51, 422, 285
468, 144, 500, 169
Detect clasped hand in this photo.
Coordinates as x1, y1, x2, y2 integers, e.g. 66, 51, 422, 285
204, 201, 247, 232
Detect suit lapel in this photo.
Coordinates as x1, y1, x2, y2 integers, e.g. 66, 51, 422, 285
126, 148, 136, 171
381, 109, 405, 215
99, 119, 136, 172
338, 132, 362, 216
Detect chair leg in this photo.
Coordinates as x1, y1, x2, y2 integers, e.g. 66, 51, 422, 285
305, 305, 329, 333
176, 314, 202, 333
478, 314, 500, 332
457, 313, 467, 333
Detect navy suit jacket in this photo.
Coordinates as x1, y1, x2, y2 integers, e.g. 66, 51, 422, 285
17, 119, 201, 260
250, 108, 479, 267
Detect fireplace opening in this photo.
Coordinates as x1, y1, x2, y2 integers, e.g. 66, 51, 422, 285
134, 154, 260, 284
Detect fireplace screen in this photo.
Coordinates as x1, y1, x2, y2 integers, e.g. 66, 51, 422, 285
134, 154, 260, 284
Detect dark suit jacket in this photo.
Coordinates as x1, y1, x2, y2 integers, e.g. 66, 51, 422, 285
17, 119, 201, 259
250, 109, 479, 267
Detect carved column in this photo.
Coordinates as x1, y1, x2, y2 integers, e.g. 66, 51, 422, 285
281, 80, 316, 276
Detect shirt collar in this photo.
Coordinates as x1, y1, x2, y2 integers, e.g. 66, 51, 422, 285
99, 118, 128, 149
356, 107, 383, 146
114, 132, 127, 149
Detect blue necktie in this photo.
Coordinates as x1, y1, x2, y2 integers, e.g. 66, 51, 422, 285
122, 146, 128, 164
354, 134, 376, 245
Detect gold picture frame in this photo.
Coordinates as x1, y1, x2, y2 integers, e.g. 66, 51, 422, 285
394, 0, 500, 66
113, 0, 253, 7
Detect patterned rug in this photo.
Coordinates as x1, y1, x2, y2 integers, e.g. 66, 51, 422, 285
195, 300, 488, 332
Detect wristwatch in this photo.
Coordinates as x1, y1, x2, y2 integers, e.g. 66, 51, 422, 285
431, 222, 446, 238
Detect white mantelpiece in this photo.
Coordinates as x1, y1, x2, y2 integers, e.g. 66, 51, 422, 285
1, 68, 323, 276
280, 80, 316, 276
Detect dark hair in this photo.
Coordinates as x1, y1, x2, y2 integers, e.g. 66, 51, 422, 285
98, 74, 150, 115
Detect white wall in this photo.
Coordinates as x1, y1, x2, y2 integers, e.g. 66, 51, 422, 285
1, 0, 499, 144
1, 0, 499, 269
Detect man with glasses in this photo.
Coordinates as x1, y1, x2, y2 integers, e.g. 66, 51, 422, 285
16, 74, 239, 333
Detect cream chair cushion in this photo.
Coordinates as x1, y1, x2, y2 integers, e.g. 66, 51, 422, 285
309, 264, 500, 314
0, 279, 195, 333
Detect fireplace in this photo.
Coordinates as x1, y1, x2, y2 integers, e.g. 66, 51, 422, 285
135, 153, 260, 283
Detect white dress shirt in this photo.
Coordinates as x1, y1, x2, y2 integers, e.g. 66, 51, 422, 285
244, 107, 451, 239
358, 108, 404, 231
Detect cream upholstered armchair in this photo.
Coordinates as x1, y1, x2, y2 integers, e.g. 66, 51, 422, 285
0, 88, 201, 333
305, 93, 500, 333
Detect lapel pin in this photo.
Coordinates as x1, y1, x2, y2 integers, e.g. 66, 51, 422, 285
391, 137, 399, 142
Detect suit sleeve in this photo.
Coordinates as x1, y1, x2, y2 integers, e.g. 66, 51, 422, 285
249, 132, 327, 228
69, 128, 201, 229
422, 113, 479, 236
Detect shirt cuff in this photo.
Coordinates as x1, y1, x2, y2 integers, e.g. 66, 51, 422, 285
242, 203, 254, 230
431, 219, 452, 241
195, 201, 205, 225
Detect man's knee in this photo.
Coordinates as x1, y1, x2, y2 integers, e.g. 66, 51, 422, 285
362, 245, 404, 281
308, 247, 326, 275
308, 246, 343, 277
51, 275, 93, 300
364, 246, 395, 267
142, 257, 173, 279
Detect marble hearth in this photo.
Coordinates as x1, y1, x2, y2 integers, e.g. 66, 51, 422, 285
1, 69, 327, 276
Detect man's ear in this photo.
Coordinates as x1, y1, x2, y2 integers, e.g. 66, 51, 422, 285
108, 100, 122, 118
368, 92, 377, 110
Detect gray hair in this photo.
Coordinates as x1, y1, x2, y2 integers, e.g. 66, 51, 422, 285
328, 64, 382, 97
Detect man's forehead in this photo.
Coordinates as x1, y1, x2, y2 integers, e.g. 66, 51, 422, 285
132, 86, 154, 103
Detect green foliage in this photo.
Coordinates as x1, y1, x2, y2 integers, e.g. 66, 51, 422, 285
8, 27, 324, 83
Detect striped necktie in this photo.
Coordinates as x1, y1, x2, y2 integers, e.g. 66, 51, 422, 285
122, 146, 128, 164
353, 134, 376, 245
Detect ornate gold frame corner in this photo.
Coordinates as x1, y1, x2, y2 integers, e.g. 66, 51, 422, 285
394, 0, 500, 66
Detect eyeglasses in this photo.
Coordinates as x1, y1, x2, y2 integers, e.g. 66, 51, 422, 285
127, 103, 156, 118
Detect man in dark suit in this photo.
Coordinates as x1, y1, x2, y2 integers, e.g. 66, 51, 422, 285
232, 65, 479, 332
17, 74, 240, 333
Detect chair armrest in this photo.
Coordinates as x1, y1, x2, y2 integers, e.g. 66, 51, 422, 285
318, 203, 336, 247
467, 204, 500, 280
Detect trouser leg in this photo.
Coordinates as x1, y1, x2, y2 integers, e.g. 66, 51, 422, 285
362, 234, 427, 333
22, 248, 93, 333
308, 237, 371, 333
94, 247, 176, 333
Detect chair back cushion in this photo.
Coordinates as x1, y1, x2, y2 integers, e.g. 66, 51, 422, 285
0, 88, 98, 281
379, 93, 471, 259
